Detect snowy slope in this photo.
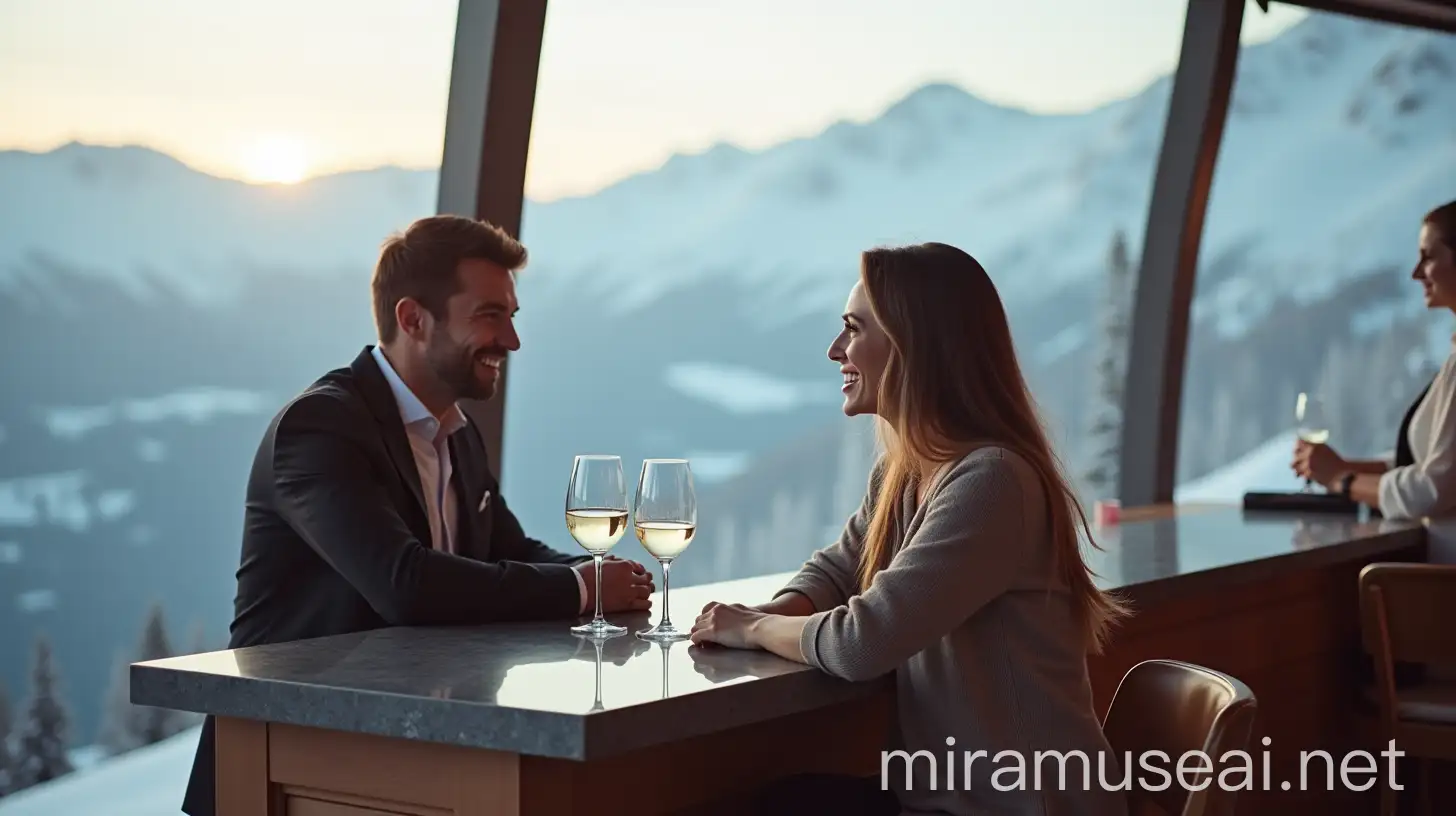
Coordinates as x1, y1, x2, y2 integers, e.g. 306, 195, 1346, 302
1174, 430, 1309, 502
0, 728, 199, 815
1172, 428, 1395, 503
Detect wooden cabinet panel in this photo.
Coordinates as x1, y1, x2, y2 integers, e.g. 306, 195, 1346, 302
286, 796, 408, 816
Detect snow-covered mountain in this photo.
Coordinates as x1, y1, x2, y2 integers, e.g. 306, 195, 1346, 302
0, 146, 435, 304
4, 15, 1451, 332
1, 11, 1453, 768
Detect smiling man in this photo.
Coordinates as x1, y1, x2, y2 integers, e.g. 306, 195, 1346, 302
181, 215, 654, 816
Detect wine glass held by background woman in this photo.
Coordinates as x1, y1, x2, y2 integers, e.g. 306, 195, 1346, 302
1292, 201, 1456, 529
689, 242, 1132, 816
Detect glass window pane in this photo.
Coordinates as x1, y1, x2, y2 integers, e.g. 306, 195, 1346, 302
511, 0, 1212, 587
1175, 4, 1456, 500
0, 0, 456, 784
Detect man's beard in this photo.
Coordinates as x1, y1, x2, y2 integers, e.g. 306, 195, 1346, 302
425, 331, 498, 402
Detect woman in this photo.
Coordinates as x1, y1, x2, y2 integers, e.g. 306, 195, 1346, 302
1293, 200, 1456, 561
690, 242, 1131, 815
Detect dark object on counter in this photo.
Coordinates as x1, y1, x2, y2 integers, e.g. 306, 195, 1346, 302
1242, 491, 1360, 514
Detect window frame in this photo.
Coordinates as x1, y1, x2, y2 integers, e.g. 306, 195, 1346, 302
445, 0, 1456, 502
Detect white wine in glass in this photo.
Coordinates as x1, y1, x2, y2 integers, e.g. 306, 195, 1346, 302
566, 455, 629, 636
1294, 392, 1330, 492
634, 459, 695, 642
565, 509, 629, 554
637, 522, 695, 560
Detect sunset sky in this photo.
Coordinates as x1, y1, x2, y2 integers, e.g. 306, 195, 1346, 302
0, 0, 1307, 200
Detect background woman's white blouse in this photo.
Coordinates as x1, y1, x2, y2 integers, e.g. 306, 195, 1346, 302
1379, 336, 1456, 560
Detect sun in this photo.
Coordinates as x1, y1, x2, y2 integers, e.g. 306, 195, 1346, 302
243, 135, 309, 185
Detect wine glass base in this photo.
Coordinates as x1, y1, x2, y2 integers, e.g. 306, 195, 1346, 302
637, 623, 689, 642
571, 619, 627, 637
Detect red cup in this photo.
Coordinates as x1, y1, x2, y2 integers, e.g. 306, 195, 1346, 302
1094, 499, 1121, 527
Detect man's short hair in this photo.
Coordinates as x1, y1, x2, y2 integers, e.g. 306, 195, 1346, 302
371, 215, 527, 343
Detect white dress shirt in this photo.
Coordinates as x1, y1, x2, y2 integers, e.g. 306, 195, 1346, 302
1378, 336, 1456, 562
370, 346, 588, 609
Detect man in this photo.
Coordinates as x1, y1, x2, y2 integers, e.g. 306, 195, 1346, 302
182, 215, 654, 815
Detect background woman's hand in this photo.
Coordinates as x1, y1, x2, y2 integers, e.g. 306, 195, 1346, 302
1291, 439, 1348, 488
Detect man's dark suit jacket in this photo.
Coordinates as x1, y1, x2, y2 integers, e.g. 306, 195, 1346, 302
182, 346, 589, 816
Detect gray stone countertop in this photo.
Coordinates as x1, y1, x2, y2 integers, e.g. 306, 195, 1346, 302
131, 505, 1424, 760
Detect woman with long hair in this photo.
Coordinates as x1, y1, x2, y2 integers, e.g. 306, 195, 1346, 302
1293, 200, 1456, 562
690, 242, 1130, 815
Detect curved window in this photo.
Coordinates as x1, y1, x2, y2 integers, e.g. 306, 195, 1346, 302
508, 0, 1246, 585
1175, 6, 1456, 499
0, 0, 457, 777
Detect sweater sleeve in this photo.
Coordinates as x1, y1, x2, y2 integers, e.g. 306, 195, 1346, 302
772, 459, 884, 613
798, 449, 1032, 682
1380, 358, 1456, 519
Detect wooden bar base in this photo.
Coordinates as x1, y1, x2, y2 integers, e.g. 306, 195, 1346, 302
1086, 547, 1430, 815
215, 693, 892, 816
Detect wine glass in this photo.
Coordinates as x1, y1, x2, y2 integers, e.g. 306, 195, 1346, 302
633, 459, 696, 642
1294, 392, 1329, 493
565, 455, 629, 636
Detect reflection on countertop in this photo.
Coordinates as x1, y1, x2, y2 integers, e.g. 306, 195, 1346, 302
1085, 503, 1423, 601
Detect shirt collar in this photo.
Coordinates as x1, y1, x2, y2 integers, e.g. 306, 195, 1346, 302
370, 345, 467, 437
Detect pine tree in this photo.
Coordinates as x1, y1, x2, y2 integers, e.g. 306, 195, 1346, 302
12, 635, 74, 790
182, 622, 208, 726
0, 680, 14, 796
1205, 386, 1235, 479
1083, 229, 1135, 499
1313, 339, 1349, 446
129, 603, 188, 744
96, 603, 191, 756
96, 650, 140, 756
186, 621, 207, 656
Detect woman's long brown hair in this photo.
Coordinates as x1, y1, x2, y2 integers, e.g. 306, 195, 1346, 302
853, 242, 1130, 654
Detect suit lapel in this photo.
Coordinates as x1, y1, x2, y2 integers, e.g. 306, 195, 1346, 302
350, 347, 429, 533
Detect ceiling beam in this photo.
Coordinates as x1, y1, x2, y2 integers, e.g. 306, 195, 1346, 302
1271, 0, 1456, 33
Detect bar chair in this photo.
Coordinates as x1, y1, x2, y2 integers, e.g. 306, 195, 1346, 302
1101, 659, 1257, 816
1358, 562, 1456, 816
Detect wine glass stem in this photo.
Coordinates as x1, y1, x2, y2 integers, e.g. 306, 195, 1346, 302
660, 560, 672, 627
593, 553, 605, 623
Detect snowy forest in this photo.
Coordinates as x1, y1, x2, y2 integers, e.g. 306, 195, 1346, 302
1076, 225, 1439, 501
0, 606, 200, 799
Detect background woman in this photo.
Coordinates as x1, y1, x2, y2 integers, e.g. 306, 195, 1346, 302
1294, 200, 1456, 561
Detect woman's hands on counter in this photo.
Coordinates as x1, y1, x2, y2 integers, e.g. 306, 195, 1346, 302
690, 598, 812, 665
